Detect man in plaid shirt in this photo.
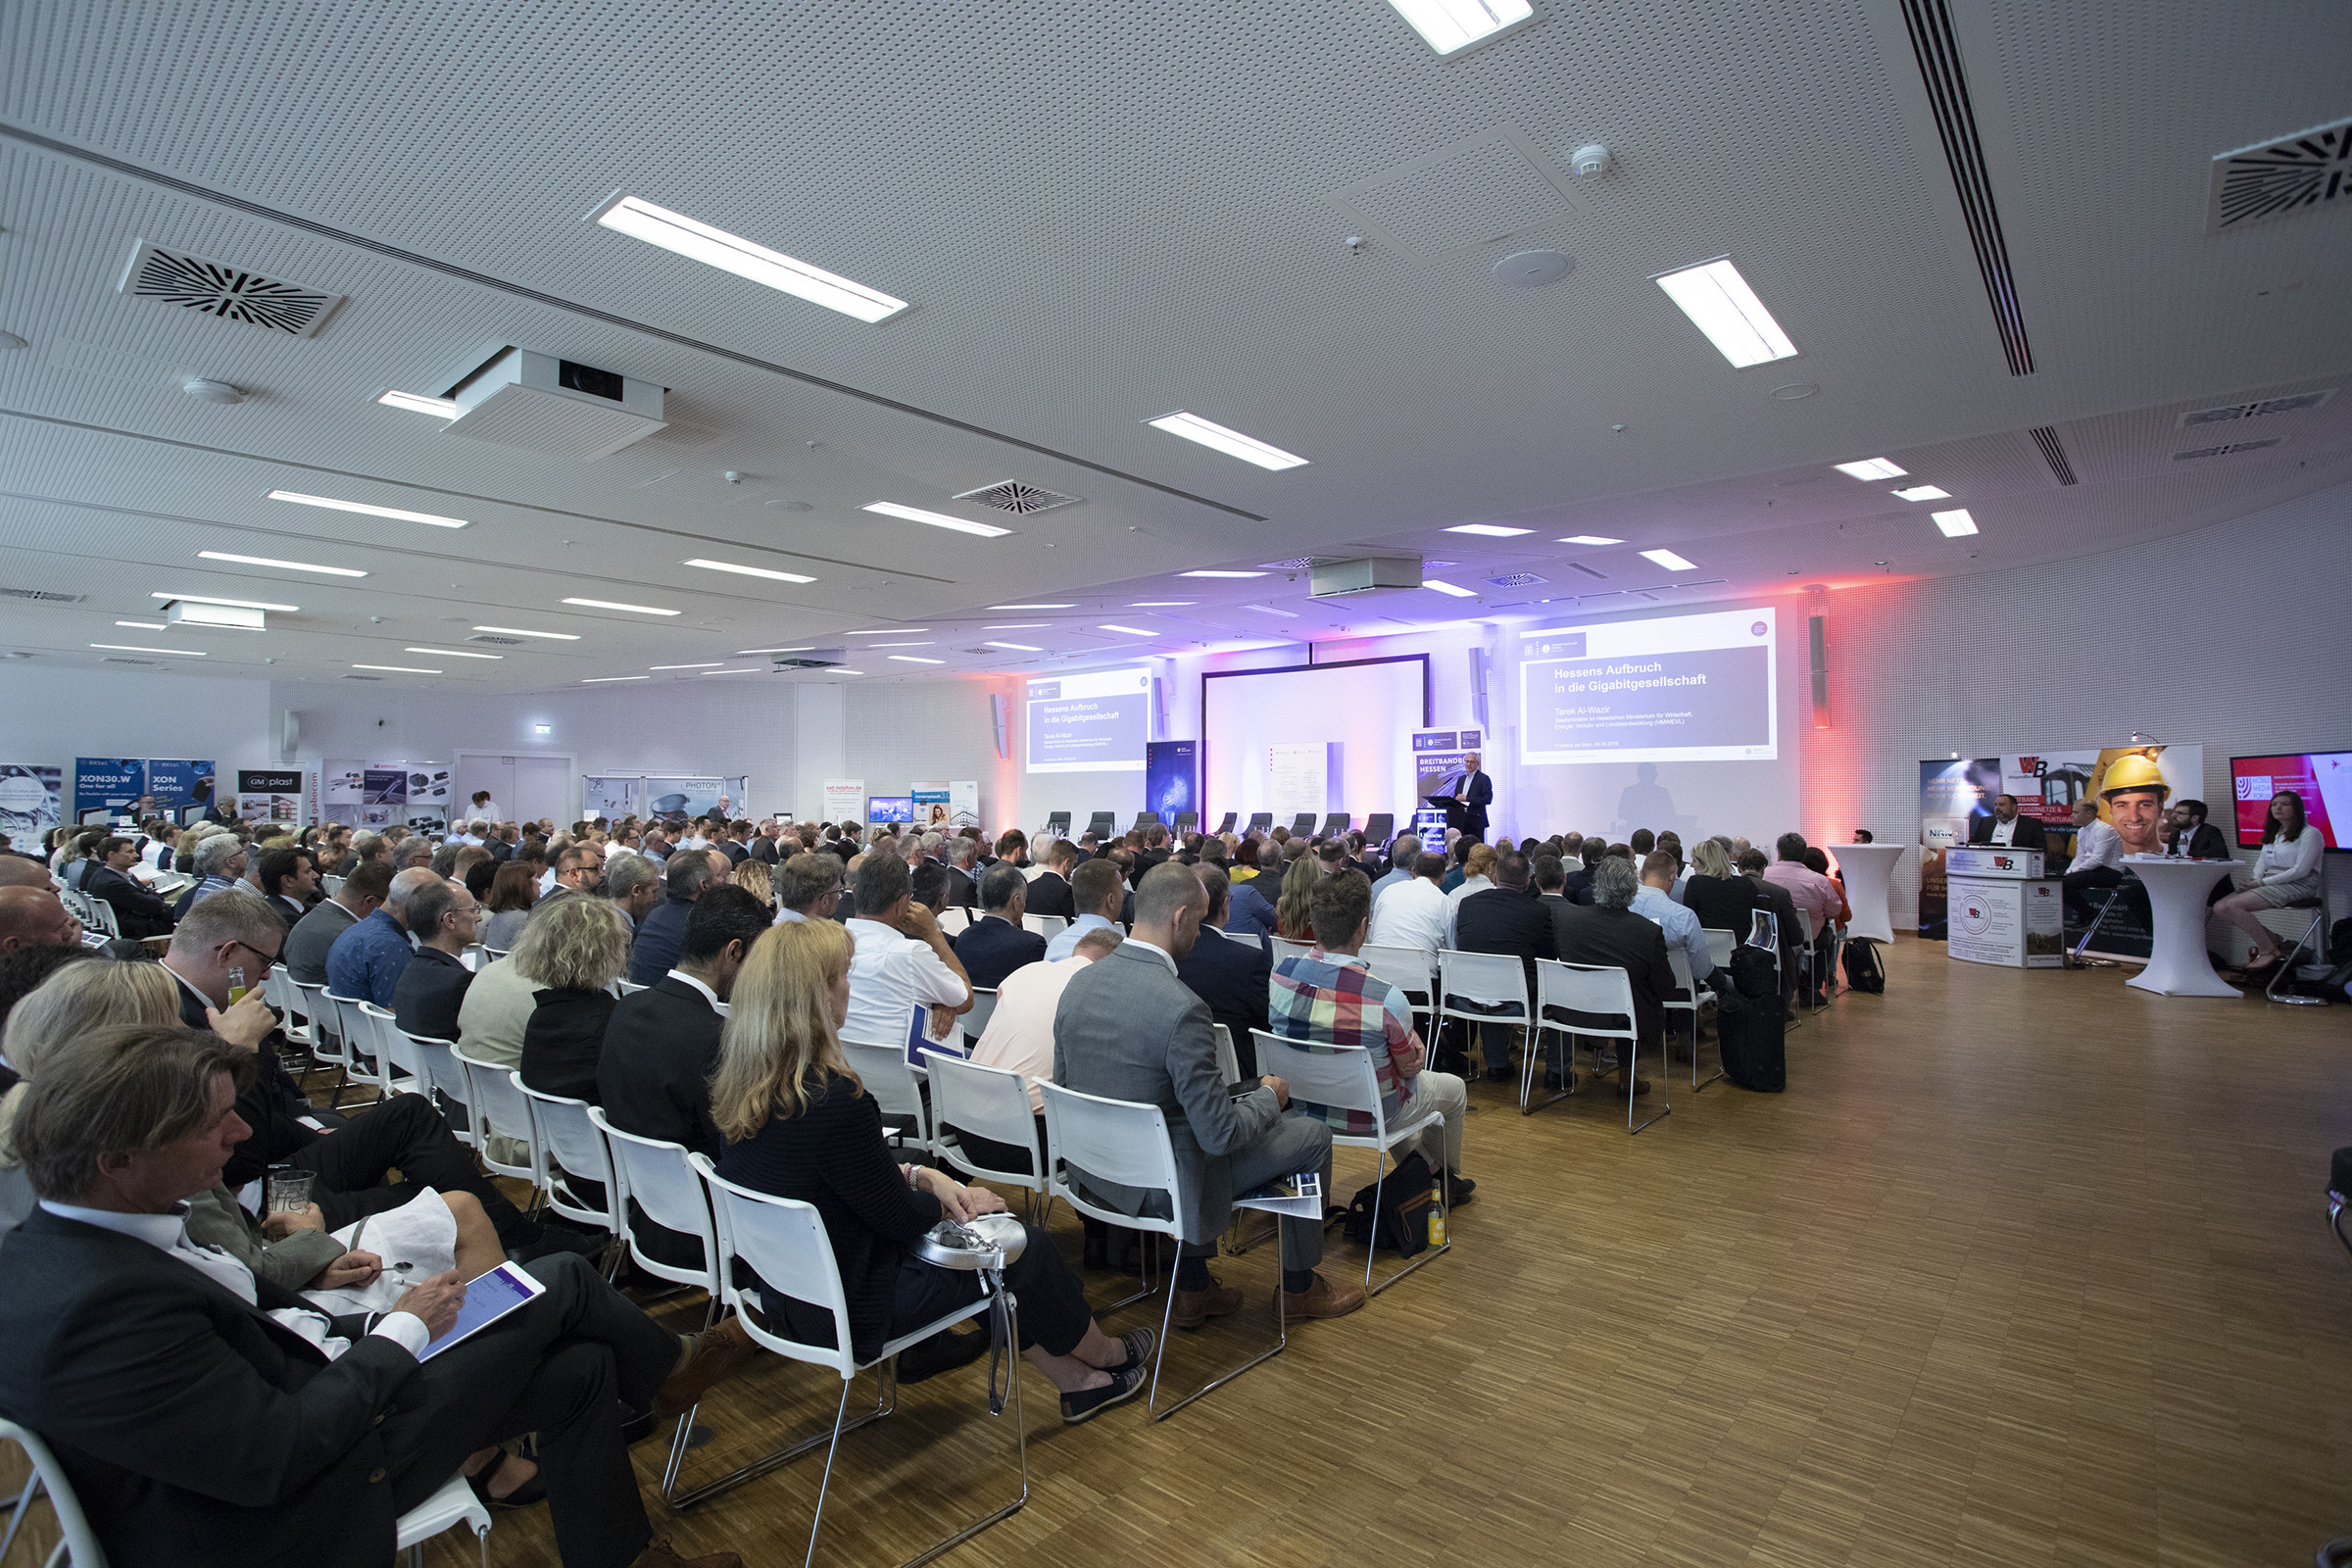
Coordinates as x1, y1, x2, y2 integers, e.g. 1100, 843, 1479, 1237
1267, 868, 1474, 1206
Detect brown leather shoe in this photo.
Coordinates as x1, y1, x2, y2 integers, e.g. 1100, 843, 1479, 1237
1281, 1272, 1366, 1319
631, 1537, 743, 1568
653, 1316, 759, 1418
1169, 1277, 1243, 1330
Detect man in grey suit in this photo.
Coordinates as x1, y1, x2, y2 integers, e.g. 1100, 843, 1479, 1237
1054, 862, 1365, 1326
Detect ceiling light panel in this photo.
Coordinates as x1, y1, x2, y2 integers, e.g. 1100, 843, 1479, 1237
376, 389, 460, 418
354, 663, 439, 673
844, 627, 932, 635
650, 662, 722, 669
595, 194, 907, 322
1422, 579, 1478, 598
475, 625, 580, 640
407, 647, 503, 660
683, 558, 817, 584
1129, 601, 1196, 607
582, 675, 649, 683
1558, 535, 1622, 545
1890, 484, 1950, 501
1641, 548, 1698, 570
1834, 457, 1907, 480
982, 623, 1049, 630
887, 654, 944, 663
156, 592, 299, 612
1932, 508, 1979, 536
268, 489, 467, 528
1147, 412, 1309, 469
1386, 0, 1536, 54
1098, 623, 1152, 636
983, 641, 1043, 651
1178, 570, 1266, 579
1445, 523, 1533, 537
990, 604, 1075, 610
1653, 258, 1799, 368
861, 502, 1010, 538
115, 619, 167, 629
91, 643, 204, 656
197, 550, 367, 577
562, 597, 679, 615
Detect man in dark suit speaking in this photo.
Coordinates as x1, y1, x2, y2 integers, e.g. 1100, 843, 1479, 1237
1967, 794, 2048, 851
0, 1025, 750, 1568
1457, 751, 1493, 843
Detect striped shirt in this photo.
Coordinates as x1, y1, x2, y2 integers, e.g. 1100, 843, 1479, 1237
1267, 948, 1420, 1135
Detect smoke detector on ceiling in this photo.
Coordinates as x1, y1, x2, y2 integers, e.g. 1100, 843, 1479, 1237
118, 239, 345, 336
180, 376, 246, 404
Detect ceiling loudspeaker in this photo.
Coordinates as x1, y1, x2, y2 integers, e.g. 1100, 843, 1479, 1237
990, 694, 1009, 761
1152, 678, 1169, 742
1468, 648, 1491, 729
1809, 615, 1831, 730
274, 709, 300, 762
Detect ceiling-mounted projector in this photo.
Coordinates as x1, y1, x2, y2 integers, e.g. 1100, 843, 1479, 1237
1309, 556, 1424, 599
441, 347, 666, 461
165, 600, 265, 630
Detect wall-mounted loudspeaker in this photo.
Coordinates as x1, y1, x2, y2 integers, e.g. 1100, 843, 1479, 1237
274, 709, 300, 762
1808, 615, 1831, 729
1467, 648, 1492, 729
989, 694, 1009, 760
1151, 677, 1169, 742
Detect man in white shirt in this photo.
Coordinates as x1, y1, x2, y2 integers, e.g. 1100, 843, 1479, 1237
1044, 858, 1125, 961
2062, 798, 2127, 926
1368, 850, 1450, 965
844, 852, 972, 1050
466, 790, 499, 824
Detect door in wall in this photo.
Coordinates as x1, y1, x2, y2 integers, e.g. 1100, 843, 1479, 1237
512, 756, 571, 826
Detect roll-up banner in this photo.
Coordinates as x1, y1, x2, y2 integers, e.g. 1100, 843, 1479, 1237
73, 759, 146, 818
822, 780, 865, 824
643, 777, 725, 824
1143, 742, 1198, 826
234, 769, 306, 824
1409, 727, 1481, 842
147, 760, 215, 813
909, 780, 981, 832
582, 776, 638, 818
0, 764, 62, 843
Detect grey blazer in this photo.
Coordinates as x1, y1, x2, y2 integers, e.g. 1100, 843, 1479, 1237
1053, 940, 1282, 1243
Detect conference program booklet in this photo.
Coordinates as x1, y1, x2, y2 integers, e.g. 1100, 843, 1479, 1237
1235, 1171, 1324, 1219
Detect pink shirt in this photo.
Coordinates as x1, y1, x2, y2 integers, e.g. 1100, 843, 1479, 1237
969, 954, 1095, 1111
1762, 859, 1840, 936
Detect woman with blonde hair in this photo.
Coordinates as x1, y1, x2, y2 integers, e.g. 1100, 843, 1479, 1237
516, 893, 631, 1102
711, 920, 1152, 1425
1677, 836, 1761, 934
729, 856, 775, 909
1273, 849, 1322, 941
1443, 840, 1498, 931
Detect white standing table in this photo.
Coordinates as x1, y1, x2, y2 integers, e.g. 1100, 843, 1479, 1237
1832, 844, 1907, 945
2124, 855, 2243, 999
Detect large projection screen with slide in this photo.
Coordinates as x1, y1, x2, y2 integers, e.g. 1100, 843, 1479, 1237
1202, 656, 1430, 828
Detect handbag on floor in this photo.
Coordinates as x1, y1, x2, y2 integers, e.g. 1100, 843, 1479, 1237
1336, 1152, 1434, 1256
1841, 940, 1886, 994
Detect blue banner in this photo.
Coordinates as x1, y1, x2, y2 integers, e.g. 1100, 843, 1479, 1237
74, 758, 146, 817
1145, 739, 1198, 824
146, 759, 216, 812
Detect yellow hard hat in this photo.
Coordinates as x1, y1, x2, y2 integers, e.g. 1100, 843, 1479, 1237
2098, 749, 2171, 802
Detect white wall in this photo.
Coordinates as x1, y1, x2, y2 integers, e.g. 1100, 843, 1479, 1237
0, 662, 274, 813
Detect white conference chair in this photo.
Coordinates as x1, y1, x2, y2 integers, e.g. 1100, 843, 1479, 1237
1437, 949, 1531, 1082
961, 985, 1001, 1046
398, 1029, 477, 1149
357, 1001, 420, 1099
937, 906, 972, 937
1252, 1031, 1450, 1296
1534, 958, 1668, 1135
1663, 947, 1719, 1092
394, 1471, 494, 1568
923, 1051, 1050, 1214
682, 1154, 1029, 1559
451, 1046, 541, 1187
324, 993, 390, 1102
1702, 927, 1738, 973
516, 1078, 623, 1269
1359, 942, 1437, 1030
589, 1108, 726, 1503
1211, 1024, 1242, 1087
1269, 936, 1314, 965
1038, 1080, 1291, 1422
839, 1037, 933, 1155
293, 978, 356, 1105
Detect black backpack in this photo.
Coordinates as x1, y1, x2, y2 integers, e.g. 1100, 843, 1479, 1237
1336, 1152, 1435, 1256
1715, 988, 1787, 1092
1841, 940, 1886, 994
1728, 946, 1780, 1000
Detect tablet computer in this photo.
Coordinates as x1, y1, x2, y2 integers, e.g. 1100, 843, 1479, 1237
417, 1261, 547, 1361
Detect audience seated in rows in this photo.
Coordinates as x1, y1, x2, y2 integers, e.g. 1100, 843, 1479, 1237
626, 848, 725, 987
954, 862, 1047, 989
845, 852, 971, 1048
325, 866, 436, 1007
1367, 852, 1449, 966
1044, 858, 1125, 961
519, 895, 634, 1104
1546, 856, 1672, 1097
1171, 864, 1271, 1076
389, 874, 480, 1043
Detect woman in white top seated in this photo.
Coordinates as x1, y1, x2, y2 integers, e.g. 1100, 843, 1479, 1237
2215, 789, 2325, 975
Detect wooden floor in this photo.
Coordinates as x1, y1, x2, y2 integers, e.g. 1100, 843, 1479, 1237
12, 939, 2351, 1567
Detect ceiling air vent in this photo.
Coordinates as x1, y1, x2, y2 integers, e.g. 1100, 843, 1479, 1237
1485, 572, 1548, 588
954, 481, 1081, 515
768, 653, 844, 669
2207, 117, 2352, 234
2178, 389, 2336, 428
1256, 557, 1316, 571
0, 587, 86, 603
1567, 563, 1609, 580
1898, 0, 2034, 375
101, 657, 163, 667
465, 633, 527, 647
341, 673, 383, 681
2175, 437, 2284, 461
117, 239, 345, 337
2029, 426, 2078, 486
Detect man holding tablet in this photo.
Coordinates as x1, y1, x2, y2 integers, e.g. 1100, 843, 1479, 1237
0, 1024, 752, 1568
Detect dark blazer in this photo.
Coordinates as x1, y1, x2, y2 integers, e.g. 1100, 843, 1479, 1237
485, 837, 514, 862
1678, 873, 1762, 937
953, 914, 1047, 991
0, 1207, 419, 1568
942, 864, 978, 910
1461, 767, 1493, 841
719, 840, 750, 866
1023, 870, 1076, 920
520, 987, 618, 1103
1968, 814, 2049, 850
1129, 848, 1170, 888
2167, 821, 2230, 859
390, 945, 472, 1043
1455, 885, 1556, 1004
748, 835, 781, 865
173, 978, 324, 1189
1174, 927, 1273, 1075
81, 863, 175, 937
597, 976, 726, 1159
1547, 903, 1673, 1047
1226, 880, 1279, 939
1561, 865, 1596, 905
626, 892, 696, 986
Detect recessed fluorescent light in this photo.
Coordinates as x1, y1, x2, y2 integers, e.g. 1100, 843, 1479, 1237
830, 668, 864, 676
154, 592, 300, 612
1129, 601, 1196, 607
198, 550, 368, 577
683, 558, 817, 584
115, 619, 168, 629
1932, 508, 1979, 537
91, 643, 205, 657
982, 623, 1049, 630
989, 604, 1075, 611
1558, 535, 1623, 546
1423, 579, 1478, 598
376, 389, 461, 418
865, 642, 934, 649
562, 597, 679, 615
475, 624, 580, 640
595, 194, 908, 322
407, 647, 503, 660
1444, 523, 1534, 537
1641, 548, 1698, 571
700, 666, 761, 674
844, 627, 932, 635
1834, 458, 1907, 481
1891, 484, 1950, 501
982, 641, 1043, 652
737, 646, 815, 655
861, 502, 1010, 539
1178, 570, 1267, 579
267, 490, 468, 529
1385, 0, 1535, 55
1653, 257, 1799, 368
1242, 605, 1300, 618
353, 663, 439, 674
1146, 412, 1309, 470
581, 675, 650, 683
887, 655, 945, 664
650, 662, 723, 670
1098, 623, 1153, 636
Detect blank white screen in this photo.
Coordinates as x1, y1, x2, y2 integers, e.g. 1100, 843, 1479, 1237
1201, 658, 1428, 826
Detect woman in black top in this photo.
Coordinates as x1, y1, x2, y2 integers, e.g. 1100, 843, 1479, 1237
517, 894, 632, 1102
712, 920, 1151, 1425
1677, 837, 1763, 935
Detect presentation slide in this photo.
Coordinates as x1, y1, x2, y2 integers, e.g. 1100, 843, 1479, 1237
1025, 666, 1151, 774
2231, 751, 2351, 849
1201, 656, 1430, 828
1519, 607, 1777, 764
